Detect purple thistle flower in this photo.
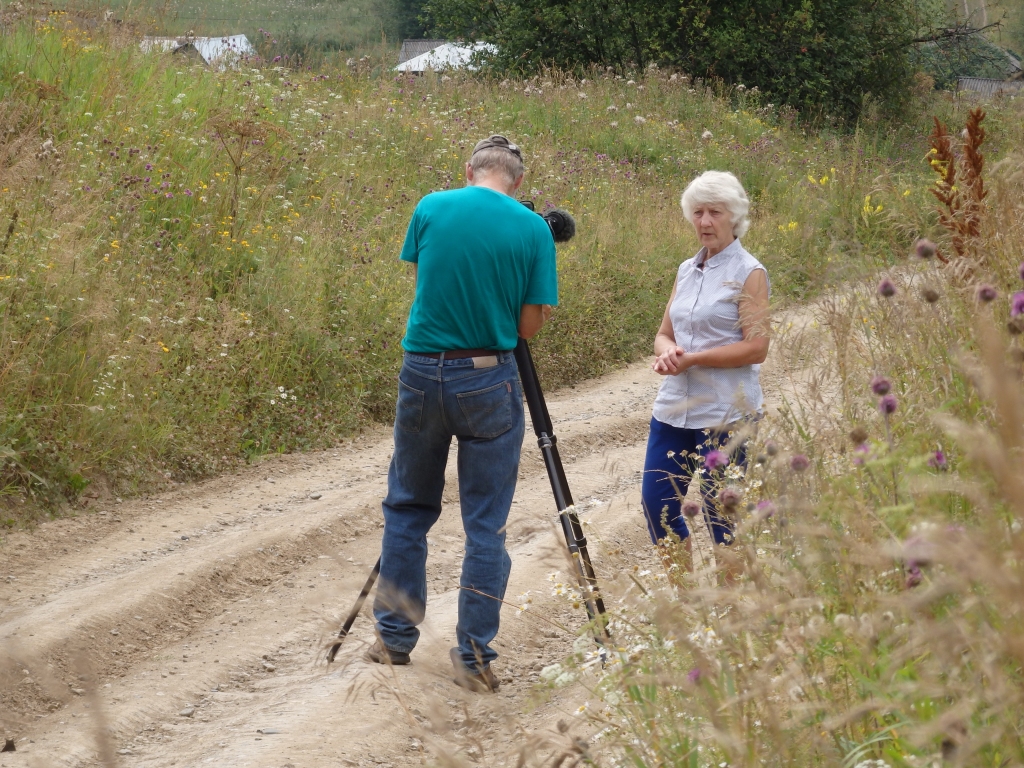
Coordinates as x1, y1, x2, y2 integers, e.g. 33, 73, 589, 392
977, 284, 997, 303
878, 393, 898, 415
878, 278, 897, 298
682, 500, 701, 518
144, 177, 151, 183
914, 238, 936, 259
165, 192, 173, 198
928, 450, 948, 471
718, 487, 742, 508
273, 55, 282, 63
756, 500, 776, 518
1012, 291, 1024, 317
790, 454, 810, 472
905, 565, 922, 589
704, 450, 729, 471
145, 163, 153, 171
687, 667, 702, 684
870, 375, 891, 396
852, 442, 871, 466
1019, 261, 1024, 282
184, 189, 193, 196
82, 184, 91, 191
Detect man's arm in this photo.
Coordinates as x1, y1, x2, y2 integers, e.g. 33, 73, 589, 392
518, 304, 552, 339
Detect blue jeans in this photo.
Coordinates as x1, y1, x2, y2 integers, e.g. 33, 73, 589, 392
373, 351, 524, 670
641, 417, 747, 545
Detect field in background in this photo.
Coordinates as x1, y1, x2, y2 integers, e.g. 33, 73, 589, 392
1, 8, 1024, 522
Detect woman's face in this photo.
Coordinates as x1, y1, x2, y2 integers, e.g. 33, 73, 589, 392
690, 202, 734, 255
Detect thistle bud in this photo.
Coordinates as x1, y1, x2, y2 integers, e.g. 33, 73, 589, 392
682, 500, 701, 518
849, 426, 868, 445
878, 278, 897, 298
921, 286, 940, 304
977, 284, 997, 303
790, 454, 810, 472
878, 393, 898, 415
914, 238, 936, 259
870, 375, 891, 396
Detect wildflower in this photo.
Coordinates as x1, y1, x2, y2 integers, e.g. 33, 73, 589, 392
718, 487, 741, 509
606, 104, 618, 112
145, 163, 153, 171
701, 130, 713, 140
1012, 291, 1024, 317
928, 450, 948, 471
878, 394, 898, 415
686, 668, 702, 684
634, 115, 646, 125
914, 238, 936, 259
921, 286, 940, 303
977, 284, 997, 302
704, 449, 729, 471
905, 564, 922, 588
849, 426, 868, 445
852, 442, 871, 466
609, 121, 618, 128
764, 440, 778, 456
682, 500, 701, 518
184, 189, 193, 196
790, 454, 810, 472
293, 235, 304, 244
870, 375, 891, 396
755, 499, 776, 518
877, 277, 897, 297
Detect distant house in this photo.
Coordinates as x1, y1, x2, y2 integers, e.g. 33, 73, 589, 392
140, 34, 255, 70
957, 77, 1024, 97
394, 41, 497, 73
398, 39, 448, 65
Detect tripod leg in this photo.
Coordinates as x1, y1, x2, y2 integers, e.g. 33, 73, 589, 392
326, 557, 381, 663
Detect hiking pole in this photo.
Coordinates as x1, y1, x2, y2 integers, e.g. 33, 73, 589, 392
326, 556, 380, 663
514, 337, 609, 644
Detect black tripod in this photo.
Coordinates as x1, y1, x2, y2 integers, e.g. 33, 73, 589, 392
326, 338, 608, 663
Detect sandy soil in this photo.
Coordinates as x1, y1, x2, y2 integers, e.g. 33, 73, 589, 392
0, 317, 817, 768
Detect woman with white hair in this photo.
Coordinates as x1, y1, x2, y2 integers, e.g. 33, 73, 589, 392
642, 170, 770, 572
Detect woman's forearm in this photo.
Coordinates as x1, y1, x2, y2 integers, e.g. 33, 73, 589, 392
684, 337, 769, 369
654, 332, 679, 356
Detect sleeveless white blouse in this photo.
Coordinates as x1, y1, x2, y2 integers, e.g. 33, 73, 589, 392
651, 239, 769, 429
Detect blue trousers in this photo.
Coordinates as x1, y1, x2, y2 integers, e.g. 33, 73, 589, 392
373, 351, 524, 670
641, 417, 745, 545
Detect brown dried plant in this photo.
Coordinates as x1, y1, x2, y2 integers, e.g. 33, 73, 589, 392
928, 107, 988, 275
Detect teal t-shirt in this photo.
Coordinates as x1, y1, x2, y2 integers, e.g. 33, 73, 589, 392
399, 186, 559, 353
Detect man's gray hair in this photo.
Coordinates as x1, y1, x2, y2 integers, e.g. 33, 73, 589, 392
680, 170, 751, 239
470, 138, 525, 184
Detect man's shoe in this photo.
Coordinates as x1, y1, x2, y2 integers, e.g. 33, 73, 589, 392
365, 639, 411, 665
450, 647, 499, 693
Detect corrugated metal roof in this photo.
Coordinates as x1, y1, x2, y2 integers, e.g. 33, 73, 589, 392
394, 42, 497, 73
398, 39, 448, 64
957, 77, 1024, 97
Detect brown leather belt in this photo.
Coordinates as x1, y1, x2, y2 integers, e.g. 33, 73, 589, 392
416, 349, 507, 359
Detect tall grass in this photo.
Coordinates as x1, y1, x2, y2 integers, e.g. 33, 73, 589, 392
563, 108, 1024, 767
2, 9, 1022, 523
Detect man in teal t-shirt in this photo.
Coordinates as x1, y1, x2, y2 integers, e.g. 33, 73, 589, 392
368, 135, 559, 693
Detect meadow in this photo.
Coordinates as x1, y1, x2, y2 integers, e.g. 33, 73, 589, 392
4, 6, 1024, 766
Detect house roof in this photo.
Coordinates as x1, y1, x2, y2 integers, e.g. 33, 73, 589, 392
398, 39, 448, 64
394, 42, 496, 73
957, 77, 1024, 97
140, 34, 255, 69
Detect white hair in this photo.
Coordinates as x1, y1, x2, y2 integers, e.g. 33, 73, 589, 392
680, 171, 750, 239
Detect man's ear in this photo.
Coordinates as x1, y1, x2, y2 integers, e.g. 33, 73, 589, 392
511, 173, 525, 193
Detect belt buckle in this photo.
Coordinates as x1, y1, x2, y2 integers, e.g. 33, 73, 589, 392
471, 355, 498, 369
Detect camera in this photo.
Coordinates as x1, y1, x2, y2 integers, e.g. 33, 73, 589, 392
520, 200, 576, 243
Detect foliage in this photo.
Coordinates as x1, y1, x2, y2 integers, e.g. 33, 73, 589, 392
555, 107, 1024, 767
428, 0, 947, 120
3, 9, 1022, 523
913, 34, 1016, 88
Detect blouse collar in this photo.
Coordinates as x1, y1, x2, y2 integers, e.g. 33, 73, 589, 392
696, 238, 743, 269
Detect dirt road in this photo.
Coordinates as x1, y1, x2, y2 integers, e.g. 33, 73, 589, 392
0, 318, 813, 767
0, 357, 675, 767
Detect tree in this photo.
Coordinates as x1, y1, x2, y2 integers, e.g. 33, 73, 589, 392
426, 0, 974, 121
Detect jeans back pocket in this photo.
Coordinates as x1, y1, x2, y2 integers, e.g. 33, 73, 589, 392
396, 379, 425, 433
457, 381, 512, 439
